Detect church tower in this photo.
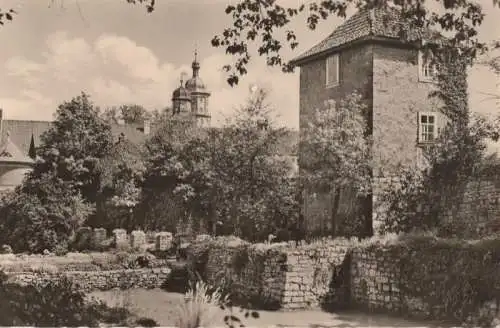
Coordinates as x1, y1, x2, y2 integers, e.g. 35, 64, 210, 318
171, 74, 191, 120
184, 50, 211, 128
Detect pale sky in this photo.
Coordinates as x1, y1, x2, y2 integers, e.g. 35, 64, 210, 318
0, 0, 498, 130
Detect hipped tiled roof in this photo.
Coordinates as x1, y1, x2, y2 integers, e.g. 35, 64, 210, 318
291, 7, 439, 65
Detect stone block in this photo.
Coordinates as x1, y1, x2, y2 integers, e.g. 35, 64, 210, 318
92, 228, 107, 248
131, 230, 147, 250
195, 234, 211, 242
155, 232, 173, 251
112, 229, 128, 249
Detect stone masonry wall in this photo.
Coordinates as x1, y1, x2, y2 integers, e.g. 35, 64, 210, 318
281, 238, 353, 310
437, 174, 500, 238
193, 236, 500, 324
350, 239, 500, 323
350, 247, 403, 314
190, 237, 356, 310
373, 173, 500, 238
202, 239, 287, 306
7, 268, 171, 293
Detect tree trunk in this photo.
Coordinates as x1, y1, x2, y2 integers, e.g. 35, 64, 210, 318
330, 188, 341, 237
363, 194, 374, 237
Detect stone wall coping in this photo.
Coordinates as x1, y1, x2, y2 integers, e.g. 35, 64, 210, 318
7, 268, 171, 275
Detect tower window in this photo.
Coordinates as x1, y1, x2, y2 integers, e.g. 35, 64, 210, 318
418, 112, 439, 143
418, 50, 438, 82
325, 54, 339, 87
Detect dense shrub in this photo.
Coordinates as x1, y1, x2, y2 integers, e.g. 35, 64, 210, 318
162, 260, 198, 294
0, 271, 144, 326
0, 188, 93, 254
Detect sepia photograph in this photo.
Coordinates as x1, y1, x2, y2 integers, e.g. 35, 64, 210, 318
0, 0, 499, 326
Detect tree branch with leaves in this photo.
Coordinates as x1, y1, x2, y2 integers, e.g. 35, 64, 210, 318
213, 0, 498, 86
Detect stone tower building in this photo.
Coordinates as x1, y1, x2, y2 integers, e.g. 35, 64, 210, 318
172, 51, 211, 127
291, 7, 452, 235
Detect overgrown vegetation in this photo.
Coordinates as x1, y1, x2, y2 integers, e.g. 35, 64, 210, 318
379, 48, 500, 237
359, 235, 500, 327
300, 92, 372, 238
139, 89, 300, 242
0, 270, 153, 326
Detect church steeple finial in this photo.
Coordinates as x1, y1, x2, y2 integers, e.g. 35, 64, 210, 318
192, 44, 200, 78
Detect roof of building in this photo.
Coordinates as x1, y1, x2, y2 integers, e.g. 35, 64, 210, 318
2, 120, 51, 155
291, 7, 440, 65
0, 133, 34, 164
185, 76, 208, 93
0, 117, 298, 160
172, 85, 191, 100
0, 167, 32, 187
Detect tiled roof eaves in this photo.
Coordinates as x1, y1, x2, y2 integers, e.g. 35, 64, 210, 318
0, 158, 34, 165
291, 35, 406, 66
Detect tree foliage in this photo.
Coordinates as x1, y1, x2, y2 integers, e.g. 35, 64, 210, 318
0, 0, 155, 26
300, 92, 372, 237
212, 0, 498, 85
212, 89, 299, 240
379, 49, 500, 236
0, 177, 93, 253
139, 90, 300, 241
102, 104, 153, 125
0, 93, 113, 253
93, 136, 146, 231
27, 93, 114, 204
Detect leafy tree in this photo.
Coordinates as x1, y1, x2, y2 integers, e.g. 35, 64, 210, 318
212, 0, 499, 85
139, 119, 212, 232
379, 51, 500, 236
0, 175, 93, 253
0, 93, 113, 252
212, 89, 298, 240
139, 90, 299, 241
93, 136, 146, 231
102, 104, 150, 125
26, 93, 114, 204
300, 92, 372, 237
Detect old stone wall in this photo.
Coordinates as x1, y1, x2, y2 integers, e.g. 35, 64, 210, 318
188, 237, 356, 310
349, 238, 500, 324
200, 238, 288, 306
373, 173, 500, 238
281, 238, 353, 309
350, 247, 403, 313
7, 268, 171, 293
437, 174, 500, 238
191, 235, 500, 326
